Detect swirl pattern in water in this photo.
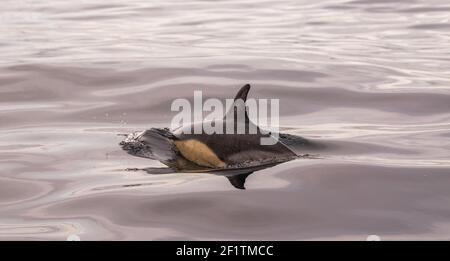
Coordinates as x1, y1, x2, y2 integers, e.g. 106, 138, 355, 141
1, 0, 450, 240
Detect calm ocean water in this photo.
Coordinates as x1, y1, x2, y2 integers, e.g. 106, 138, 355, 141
1, 0, 450, 240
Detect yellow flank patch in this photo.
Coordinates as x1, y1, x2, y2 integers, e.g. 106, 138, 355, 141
174, 139, 226, 168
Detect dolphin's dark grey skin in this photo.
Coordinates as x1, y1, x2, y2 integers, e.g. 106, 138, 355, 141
120, 84, 318, 189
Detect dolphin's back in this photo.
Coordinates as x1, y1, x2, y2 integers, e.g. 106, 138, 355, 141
175, 131, 297, 167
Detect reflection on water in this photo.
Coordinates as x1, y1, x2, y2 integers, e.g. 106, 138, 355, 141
1, 0, 450, 240
140, 167, 255, 190
140, 163, 286, 190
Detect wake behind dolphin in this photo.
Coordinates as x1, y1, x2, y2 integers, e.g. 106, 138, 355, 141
120, 84, 319, 189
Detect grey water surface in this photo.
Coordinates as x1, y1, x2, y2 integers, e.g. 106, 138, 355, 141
1, 0, 450, 240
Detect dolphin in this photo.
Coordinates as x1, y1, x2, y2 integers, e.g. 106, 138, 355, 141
120, 84, 317, 189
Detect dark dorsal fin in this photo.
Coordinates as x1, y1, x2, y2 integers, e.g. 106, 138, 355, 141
224, 84, 251, 121
234, 84, 251, 101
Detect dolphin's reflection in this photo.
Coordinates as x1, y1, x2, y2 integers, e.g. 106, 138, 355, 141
138, 161, 286, 190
